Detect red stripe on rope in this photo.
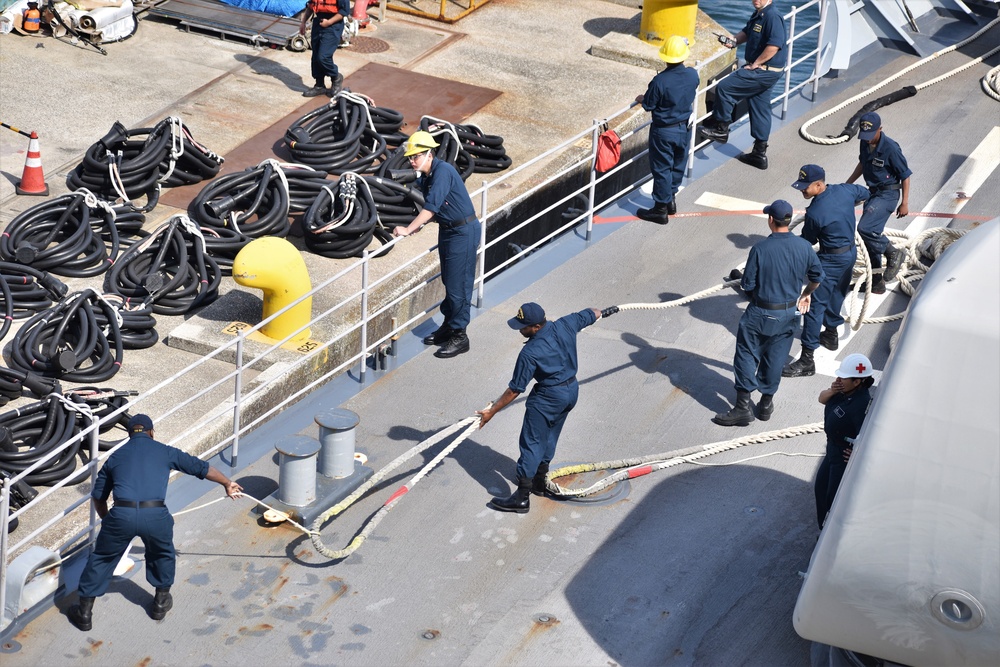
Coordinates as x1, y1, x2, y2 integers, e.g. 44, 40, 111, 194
384, 485, 409, 506
627, 465, 653, 478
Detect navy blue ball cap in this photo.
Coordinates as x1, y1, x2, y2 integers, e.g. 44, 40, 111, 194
858, 112, 881, 141
508, 302, 545, 329
792, 164, 825, 190
763, 199, 793, 222
128, 414, 154, 434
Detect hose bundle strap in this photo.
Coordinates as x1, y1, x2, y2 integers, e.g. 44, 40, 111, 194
302, 173, 394, 259
189, 160, 329, 273
9, 288, 124, 382
104, 215, 221, 316
283, 92, 404, 175
68, 117, 224, 211
309, 415, 481, 561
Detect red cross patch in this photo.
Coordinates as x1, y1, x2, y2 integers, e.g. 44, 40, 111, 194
855, 362, 867, 373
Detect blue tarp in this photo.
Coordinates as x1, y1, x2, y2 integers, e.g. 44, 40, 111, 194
217, 0, 308, 19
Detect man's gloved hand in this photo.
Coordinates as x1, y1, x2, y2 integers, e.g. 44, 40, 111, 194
601, 306, 619, 318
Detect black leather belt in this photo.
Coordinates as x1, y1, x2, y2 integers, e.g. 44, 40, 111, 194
542, 376, 576, 388
441, 214, 477, 229
870, 183, 902, 192
115, 500, 166, 509
753, 298, 797, 310
820, 245, 852, 255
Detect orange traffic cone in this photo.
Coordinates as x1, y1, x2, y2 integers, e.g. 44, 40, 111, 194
15, 131, 49, 196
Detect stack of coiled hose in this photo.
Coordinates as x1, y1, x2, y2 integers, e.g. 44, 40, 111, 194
189, 160, 331, 273
8, 288, 124, 383
1, 189, 144, 278
283, 92, 405, 175
104, 215, 221, 316
0, 368, 60, 408
302, 173, 393, 258
0, 262, 68, 334
377, 117, 512, 181
0, 389, 135, 486
363, 174, 425, 228
67, 117, 224, 212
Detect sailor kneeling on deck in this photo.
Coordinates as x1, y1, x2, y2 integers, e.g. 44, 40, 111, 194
68, 414, 242, 632
477, 303, 604, 512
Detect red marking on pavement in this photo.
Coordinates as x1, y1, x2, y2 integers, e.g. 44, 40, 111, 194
627, 465, 653, 478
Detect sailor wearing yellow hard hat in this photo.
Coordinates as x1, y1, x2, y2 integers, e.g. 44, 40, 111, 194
392, 131, 482, 358
633, 36, 699, 225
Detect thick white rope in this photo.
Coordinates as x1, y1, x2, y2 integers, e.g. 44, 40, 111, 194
800, 18, 1000, 145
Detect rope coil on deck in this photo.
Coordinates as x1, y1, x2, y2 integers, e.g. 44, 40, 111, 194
800, 18, 1000, 145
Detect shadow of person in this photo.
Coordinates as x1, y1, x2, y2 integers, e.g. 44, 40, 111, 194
57, 576, 152, 619
726, 231, 767, 250
386, 424, 516, 495
234, 52, 309, 93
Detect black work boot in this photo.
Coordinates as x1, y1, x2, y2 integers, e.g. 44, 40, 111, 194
737, 140, 768, 170
329, 73, 344, 96
422, 325, 454, 346
712, 390, 755, 427
782, 347, 816, 377
756, 393, 774, 421
667, 199, 677, 216
434, 329, 470, 358
870, 274, 886, 295
150, 587, 173, 621
531, 463, 550, 496
698, 117, 729, 143
68, 596, 95, 631
636, 202, 669, 225
819, 327, 839, 351
489, 477, 532, 513
302, 81, 327, 98
883, 244, 906, 282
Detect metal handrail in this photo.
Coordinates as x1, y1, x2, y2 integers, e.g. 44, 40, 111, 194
1, 1, 828, 621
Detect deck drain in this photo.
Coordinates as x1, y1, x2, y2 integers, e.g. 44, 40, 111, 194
420, 629, 440, 640
744, 506, 764, 515
549, 462, 631, 507
346, 36, 390, 54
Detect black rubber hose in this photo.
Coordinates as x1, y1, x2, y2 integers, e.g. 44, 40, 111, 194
104, 216, 221, 316
8, 289, 124, 383
1, 191, 121, 277
0, 262, 68, 319
302, 173, 393, 259
0, 397, 80, 486
838, 86, 919, 140
362, 174, 425, 228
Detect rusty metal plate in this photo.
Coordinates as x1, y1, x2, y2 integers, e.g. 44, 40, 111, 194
346, 36, 390, 54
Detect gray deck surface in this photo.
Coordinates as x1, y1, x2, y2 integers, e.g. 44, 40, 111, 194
1, 3, 999, 666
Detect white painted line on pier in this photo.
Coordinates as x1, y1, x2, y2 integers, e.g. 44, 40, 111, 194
694, 192, 769, 218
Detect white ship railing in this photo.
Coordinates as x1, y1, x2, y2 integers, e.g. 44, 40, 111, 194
0, 0, 827, 623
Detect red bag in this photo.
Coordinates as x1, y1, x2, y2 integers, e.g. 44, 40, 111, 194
594, 124, 621, 174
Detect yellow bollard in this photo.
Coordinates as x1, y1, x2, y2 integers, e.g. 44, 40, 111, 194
639, 0, 697, 46
233, 237, 312, 342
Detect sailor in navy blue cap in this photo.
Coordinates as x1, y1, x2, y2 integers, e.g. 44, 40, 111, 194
476, 302, 603, 513
68, 414, 242, 632
783, 165, 870, 378
714, 200, 823, 426
845, 111, 911, 294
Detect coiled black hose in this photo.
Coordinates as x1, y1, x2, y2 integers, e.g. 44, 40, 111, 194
0, 190, 127, 277
284, 92, 404, 175
302, 173, 394, 258
0, 261, 68, 321
8, 289, 124, 383
99, 294, 159, 349
363, 174, 425, 228
190, 160, 331, 273
67, 117, 224, 212
0, 368, 60, 408
104, 215, 221, 316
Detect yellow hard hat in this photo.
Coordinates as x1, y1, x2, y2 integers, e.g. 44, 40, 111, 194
659, 35, 690, 64
404, 130, 440, 157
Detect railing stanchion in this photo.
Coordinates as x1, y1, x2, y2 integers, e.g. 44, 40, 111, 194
813, 0, 827, 100
360, 249, 370, 383
587, 120, 599, 242
783, 8, 797, 119
1, 479, 10, 622
478, 181, 488, 308
231, 330, 245, 469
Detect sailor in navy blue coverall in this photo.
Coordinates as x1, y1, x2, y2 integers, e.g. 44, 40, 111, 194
815, 354, 874, 528
699, 0, 786, 170
300, 0, 351, 98
846, 112, 911, 293
394, 139, 482, 359
68, 415, 241, 631
783, 164, 870, 378
713, 200, 823, 427
634, 35, 699, 224
477, 302, 603, 513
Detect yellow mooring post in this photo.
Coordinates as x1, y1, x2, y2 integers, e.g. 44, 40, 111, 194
232, 237, 313, 342
639, 0, 698, 45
